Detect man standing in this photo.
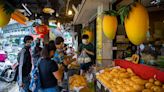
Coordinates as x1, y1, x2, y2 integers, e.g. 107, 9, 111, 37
18, 35, 33, 92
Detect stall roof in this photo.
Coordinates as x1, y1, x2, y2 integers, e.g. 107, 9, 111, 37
73, 0, 164, 25
73, 0, 117, 25
4, 0, 82, 23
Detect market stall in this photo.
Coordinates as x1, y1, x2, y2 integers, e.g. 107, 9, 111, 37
96, 60, 164, 92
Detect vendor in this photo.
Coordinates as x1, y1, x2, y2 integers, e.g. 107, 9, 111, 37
78, 34, 94, 75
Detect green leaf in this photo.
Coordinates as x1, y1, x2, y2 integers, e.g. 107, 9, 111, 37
103, 10, 118, 16
117, 5, 131, 25
120, 15, 124, 25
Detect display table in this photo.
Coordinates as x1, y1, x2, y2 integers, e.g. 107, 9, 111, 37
114, 59, 164, 83
96, 79, 110, 92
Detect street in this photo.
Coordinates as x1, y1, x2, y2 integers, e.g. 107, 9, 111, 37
0, 80, 18, 92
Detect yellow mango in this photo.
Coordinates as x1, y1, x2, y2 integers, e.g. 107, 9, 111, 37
103, 15, 118, 40
0, 5, 11, 27
124, 2, 149, 45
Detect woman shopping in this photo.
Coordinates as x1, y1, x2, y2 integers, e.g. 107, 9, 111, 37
38, 44, 65, 92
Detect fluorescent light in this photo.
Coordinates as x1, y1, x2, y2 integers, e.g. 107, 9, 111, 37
22, 4, 32, 15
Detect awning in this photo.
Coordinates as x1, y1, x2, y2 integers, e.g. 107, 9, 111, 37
73, 0, 116, 24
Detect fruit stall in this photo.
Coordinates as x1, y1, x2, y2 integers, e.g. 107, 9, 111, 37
96, 0, 164, 92
96, 60, 164, 92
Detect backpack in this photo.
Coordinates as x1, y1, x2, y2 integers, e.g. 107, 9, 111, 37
29, 58, 42, 92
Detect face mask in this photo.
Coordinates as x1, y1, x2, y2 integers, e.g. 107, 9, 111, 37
82, 39, 87, 44
30, 42, 34, 47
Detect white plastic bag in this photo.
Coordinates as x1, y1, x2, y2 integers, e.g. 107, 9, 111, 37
78, 52, 91, 64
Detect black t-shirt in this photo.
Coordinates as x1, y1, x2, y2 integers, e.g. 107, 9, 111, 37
79, 43, 94, 60
38, 58, 58, 88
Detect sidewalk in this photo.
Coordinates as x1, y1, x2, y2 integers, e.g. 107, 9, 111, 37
8, 82, 19, 92
0, 81, 19, 92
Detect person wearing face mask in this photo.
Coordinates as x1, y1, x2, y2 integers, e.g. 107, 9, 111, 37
17, 35, 33, 92
79, 34, 94, 75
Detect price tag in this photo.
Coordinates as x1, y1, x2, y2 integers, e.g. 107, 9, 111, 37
97, 81, 101, 89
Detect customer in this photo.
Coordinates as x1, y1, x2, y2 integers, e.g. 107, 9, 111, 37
54, 37, 71, 91
79, 34, 94, 75
54, 36, 65, 64
39, 45, 64, 92
32, 38, 42, 66
48, 40, 56, 52
18, 35, 33, 92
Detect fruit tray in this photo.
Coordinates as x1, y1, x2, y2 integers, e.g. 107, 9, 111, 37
114, 59, 164, 83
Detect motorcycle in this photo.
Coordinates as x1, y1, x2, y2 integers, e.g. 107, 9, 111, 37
0, 51, 18, 82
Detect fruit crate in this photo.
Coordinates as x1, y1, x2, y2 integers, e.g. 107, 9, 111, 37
67, 69, 80, 91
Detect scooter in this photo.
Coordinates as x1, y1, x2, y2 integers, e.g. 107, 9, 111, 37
0, 51, 18, 82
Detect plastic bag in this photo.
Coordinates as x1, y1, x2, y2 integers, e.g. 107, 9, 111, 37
78, 52, 91, 64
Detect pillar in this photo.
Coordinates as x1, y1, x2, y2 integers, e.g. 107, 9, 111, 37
96, 2, 113, 67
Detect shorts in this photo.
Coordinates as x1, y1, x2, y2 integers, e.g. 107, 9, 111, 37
80, 62, 92, 71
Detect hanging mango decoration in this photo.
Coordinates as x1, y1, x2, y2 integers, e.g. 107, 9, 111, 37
103, 10, 118, 40
0, 5, 11, 27
118, 2, 149, 45
82, 27, 93, 42
11, 10, 28, 25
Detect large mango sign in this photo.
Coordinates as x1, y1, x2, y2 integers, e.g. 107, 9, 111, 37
124, 2, 149, 45
0, 5, 11, 27
103, 15, 118, 40
82, 27, 93, 43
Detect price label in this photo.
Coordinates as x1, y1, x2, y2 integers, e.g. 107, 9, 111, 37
97, 81, 101, 89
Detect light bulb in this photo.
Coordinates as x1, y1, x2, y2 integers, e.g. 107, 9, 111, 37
68, 10, 73, 15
